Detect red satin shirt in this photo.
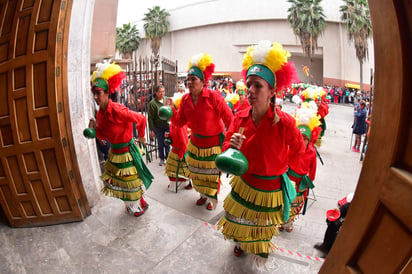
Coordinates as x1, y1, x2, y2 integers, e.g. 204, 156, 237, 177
95, 100, 146, 144
223, 105, 305, 177
173, 87, 233, 147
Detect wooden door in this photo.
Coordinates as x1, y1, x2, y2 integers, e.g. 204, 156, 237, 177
320, 1, 412, 273
0, 0, 89, 227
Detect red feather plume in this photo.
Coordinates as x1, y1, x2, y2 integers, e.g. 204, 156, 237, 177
275, 61, 299, 92
203, 63, 215, 83
107, 71, 126, 94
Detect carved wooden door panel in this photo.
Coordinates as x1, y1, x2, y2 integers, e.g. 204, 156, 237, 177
320, 0, 412, 273
0, 0, 89, 227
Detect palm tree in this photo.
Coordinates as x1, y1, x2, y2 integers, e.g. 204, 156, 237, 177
143, 6, 170, 60
287, 0, 327, 81
116, 23, 140, 59
340, 0, 372, 92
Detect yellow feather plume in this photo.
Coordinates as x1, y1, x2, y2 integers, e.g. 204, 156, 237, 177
295, 102, 321, 131
225, 93, 240, 105
242, 41, 290, 73
172, 92, 185, 109
90, 61, 123, 82
236, 81, 246, 92
188, 53, 213, 72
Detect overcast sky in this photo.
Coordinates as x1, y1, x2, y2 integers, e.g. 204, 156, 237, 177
116, 0, 201, 27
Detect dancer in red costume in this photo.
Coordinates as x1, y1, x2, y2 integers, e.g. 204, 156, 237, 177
165, 92, 191, 192
88, 61, 153, 217
167, 53, 233, 210
233, 81, 250, 114
316, 95, 329, 146
217, 41, 305, 266
281, 102, 321, 232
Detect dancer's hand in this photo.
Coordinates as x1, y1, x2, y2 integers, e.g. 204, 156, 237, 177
165, 98, 173, 107
138, 136, 146, 145
230, 133, 245, 150
89, 118, 96, 129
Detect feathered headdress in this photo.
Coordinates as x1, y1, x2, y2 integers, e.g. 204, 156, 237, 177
241, 40, 299, 92
171, 91, 187, 109
295, 102, 322, 144
187, 53, 215, 82
91, 60, 126, 94
301, 85, 327, 102
301, 86, 317, 102
236, 80, 246, 95
225, 92, 240, 107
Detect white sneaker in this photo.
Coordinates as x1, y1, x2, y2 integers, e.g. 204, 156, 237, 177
159, 159, 165, 166
126, 204, 144, 217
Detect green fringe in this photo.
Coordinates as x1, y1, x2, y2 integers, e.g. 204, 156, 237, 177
101, 186, 143, 201
230, 176, 283, 208
105, 161, 137, 177
101, 173, 144, 189
223, 194, 284, 226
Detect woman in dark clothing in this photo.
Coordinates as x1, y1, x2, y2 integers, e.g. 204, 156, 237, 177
352, 101, 367, 152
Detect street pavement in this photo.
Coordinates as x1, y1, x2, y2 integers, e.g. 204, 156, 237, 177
0, 102, 363, 274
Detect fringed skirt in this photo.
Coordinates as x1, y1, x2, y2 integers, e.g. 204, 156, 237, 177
186, 140, 221, 202
101, 145, 145, 202
286, 178, 307, 223
217, 175, 285, 258
286, 170, 314, 222
165, 148, 189, 180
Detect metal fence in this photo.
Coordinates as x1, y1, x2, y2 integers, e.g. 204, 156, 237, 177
120, 55, 178, 162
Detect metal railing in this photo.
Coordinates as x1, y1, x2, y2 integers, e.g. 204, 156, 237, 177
120, 55, 178, 162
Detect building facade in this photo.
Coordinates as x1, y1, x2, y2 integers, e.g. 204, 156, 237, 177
132, 0, 374, 90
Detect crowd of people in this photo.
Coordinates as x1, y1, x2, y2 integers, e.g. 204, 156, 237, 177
86, 40, 368, 268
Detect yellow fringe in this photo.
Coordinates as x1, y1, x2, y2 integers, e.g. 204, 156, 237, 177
165, 152, 189, 177
241, 241, 276, 256
218, 217, 278, 241
187, 142, 221, 157
193, 184, 218, 198
105, 161, 137, 177
288, 194, 305, 218
108, 151, 133, 163
101, 173, 144, 189
165, 163, 188, 173
101, 187, 143, 201
187, 172, 220, 182
192, 178, 219, 188
223, 195, 284, 226
186, 157, 217, 169
167, 151, 182, 161
231, 176, 284, 208
293, 194, 305, 204
165, 165, 189, 178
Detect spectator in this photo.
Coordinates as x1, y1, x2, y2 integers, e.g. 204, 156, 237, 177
148, 85, 170, 166
352, 101, 367, 152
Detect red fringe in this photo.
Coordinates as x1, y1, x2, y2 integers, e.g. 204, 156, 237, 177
241, 69, 248, 83
107, 71, 126, 94
275, 61, 299, 92
203, 63, 215, 83
311, 126, 322, 146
